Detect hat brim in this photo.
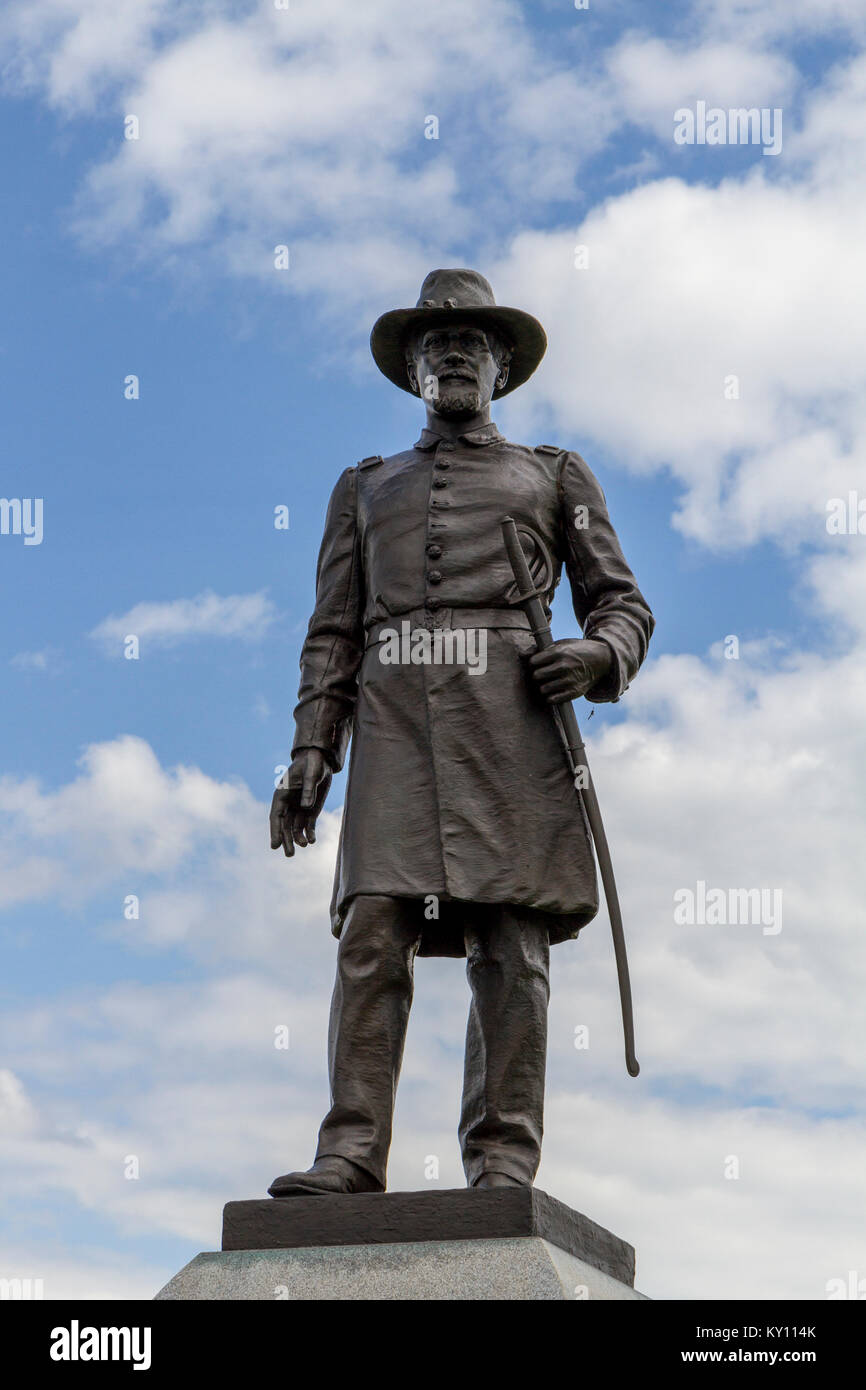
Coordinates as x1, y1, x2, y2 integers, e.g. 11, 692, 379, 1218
370, 304, 547, 399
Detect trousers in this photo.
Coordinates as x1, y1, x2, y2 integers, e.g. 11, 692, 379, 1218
313, 894, 551, 1188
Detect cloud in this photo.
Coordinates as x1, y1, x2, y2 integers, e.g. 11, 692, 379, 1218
607, 35, 796, 141
1, 0, 864, 1302
0, 0, 615, 334
496, 50, 866, 549
0, 1245, 171, 1302
0, 733, 338, 945
1, 546, 865, 1294
0, 0, 184, 110
693, 0, 866, 46
9, 648, 59, 672
0, 1069, 38, 1135
809, 545, 866, 638
89, 589, 277, 653
537, 1093, 866, 1299
4, 1, 863, 559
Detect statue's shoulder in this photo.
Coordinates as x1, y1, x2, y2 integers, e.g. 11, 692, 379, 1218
534, 443, 565, 457
531, 445, 605, 503
356, 448, 416, 472
533, 442, 572, 476
535, 443, 593, 471
533, 443, 588, 471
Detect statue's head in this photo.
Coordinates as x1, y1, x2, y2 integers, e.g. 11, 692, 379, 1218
370, 269, 547, 414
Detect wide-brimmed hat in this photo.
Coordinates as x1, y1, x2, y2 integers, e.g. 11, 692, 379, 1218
370, 268, 547, 399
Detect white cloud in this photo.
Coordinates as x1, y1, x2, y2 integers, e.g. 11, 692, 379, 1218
0, 1245, 171, 1301
0, 735, 249, 909
89, 589, 277, 653
0, 561, 865, 1295
0, 1069, 38, 1135
0, 0, 616, 326
694, 0, 866, 46
0, 0, 184, 110
809, 545, 866, 637
4, 1, 862, 555
1, 0, 864, 1302
607, 35, 796, 140
0, 733, 339, 946
9, 648, 59, 671
497, 51, 866, 548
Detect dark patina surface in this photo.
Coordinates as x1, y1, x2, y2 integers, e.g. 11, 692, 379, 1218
267, 270, 654, 1197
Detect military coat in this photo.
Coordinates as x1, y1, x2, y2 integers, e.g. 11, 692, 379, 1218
292, 422, 654, 956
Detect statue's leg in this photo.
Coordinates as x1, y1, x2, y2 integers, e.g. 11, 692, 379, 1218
459, 906, 550, 1188
313, 893, 422, 1190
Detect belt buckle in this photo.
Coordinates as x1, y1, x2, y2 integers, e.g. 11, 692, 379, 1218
421, 606, 451, 631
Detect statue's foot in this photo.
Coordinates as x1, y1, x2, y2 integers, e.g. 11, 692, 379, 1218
268, 1155, 382, 1198
472, 1171, 527, 1190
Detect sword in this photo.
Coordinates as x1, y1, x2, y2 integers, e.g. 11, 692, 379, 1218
501, 515, 640, 1077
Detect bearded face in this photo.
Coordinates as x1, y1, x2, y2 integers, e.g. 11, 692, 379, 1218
406, 323, 510, 417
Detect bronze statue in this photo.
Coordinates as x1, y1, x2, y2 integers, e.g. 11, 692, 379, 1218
268, 269, 654, 1196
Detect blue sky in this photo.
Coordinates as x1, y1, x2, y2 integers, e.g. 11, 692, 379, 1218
0, 0, 865, 1300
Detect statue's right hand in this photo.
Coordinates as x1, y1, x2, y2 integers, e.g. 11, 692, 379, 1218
269, 749, 331, 857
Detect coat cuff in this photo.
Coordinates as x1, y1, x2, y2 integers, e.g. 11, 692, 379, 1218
582, 635, 627, 703
292, 708, 352, 772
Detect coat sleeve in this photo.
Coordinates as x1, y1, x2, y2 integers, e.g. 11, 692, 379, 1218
292, 466, 365, 771
557, 450, 655, 703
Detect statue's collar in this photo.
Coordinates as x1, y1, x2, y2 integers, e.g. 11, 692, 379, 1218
414, 422, 504, 450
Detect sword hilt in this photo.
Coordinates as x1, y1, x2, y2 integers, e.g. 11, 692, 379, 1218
501, 517, 555, 625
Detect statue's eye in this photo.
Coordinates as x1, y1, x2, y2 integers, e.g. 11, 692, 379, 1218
423, 334, 446, 352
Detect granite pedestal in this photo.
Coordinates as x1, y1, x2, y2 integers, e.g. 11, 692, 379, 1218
155, 1188, 646, 1301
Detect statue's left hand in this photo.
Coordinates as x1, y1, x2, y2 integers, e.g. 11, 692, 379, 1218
269, 749, 332, 857
528, 638, 612, 704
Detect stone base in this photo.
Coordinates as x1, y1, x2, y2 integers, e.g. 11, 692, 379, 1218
155, 1237, 647, 1301
155, 1187, 645, 1300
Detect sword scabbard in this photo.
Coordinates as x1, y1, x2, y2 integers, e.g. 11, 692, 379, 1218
501, 516, 640, 1078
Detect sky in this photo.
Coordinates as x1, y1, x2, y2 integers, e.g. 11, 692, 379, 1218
0, 0, 864, 1301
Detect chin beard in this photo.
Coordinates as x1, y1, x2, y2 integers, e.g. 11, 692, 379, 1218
432, 387, 483, 419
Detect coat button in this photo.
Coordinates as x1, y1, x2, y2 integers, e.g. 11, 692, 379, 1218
425, 597, 442, 610
427, 570, 443, 584
432, 477, 448, 489
437, 441, 455, 451
434, 459, 451, 470
426, 544, 442, 558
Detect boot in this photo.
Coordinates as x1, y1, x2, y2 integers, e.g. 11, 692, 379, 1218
268, 1155, 382, 1197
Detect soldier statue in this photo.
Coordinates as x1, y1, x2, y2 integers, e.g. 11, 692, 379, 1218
268, 269, 654, 1196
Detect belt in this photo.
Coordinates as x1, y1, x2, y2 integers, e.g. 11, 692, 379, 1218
365, 606, 539, 648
